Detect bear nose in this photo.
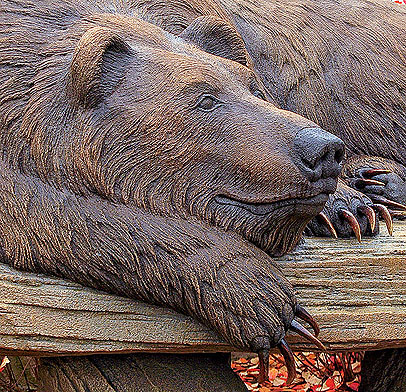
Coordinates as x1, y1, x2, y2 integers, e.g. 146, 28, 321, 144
293, 127, 344, 182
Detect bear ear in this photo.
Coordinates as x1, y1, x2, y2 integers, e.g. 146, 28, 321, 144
68, 26, 132, 108
180, 16, 249, 67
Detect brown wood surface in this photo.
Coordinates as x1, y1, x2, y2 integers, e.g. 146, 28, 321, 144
38, 353, 249, 392
0, 222, 405, 356
359, 348, 406, 392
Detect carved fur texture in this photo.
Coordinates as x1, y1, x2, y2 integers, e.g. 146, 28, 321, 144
0, 0, 342, 353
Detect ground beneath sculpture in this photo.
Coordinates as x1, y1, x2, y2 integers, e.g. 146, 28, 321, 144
232, 352, 361, 392
0, 352, 362, 391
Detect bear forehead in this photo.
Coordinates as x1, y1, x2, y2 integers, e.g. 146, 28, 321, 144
120, 42, 255, 95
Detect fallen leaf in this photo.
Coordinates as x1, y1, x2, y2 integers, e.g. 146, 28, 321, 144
347, 381, 360, 390
272, 378, 286, 387
251, 357, 260, 365
0, 356, 10, 373
326, 378, 336, 388
352, 362, 361, 373
259, 387, 271, 392
293, 383, 307, 390
269, 367, 279, 381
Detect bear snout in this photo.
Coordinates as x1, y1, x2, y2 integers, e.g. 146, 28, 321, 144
293, 127, 344, 184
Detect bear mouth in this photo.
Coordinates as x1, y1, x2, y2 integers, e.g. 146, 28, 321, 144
210, 192, 329, 256
214, 192, 329, 216
206, 193, 326, 257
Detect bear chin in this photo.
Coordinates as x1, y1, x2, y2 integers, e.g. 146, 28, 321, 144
203, 193, 329, 256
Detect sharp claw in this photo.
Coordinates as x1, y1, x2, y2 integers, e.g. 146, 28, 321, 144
368, 195, 406, 211
339, 209, 362, 243
278, 338, 296, 385
357, 205, 376, 232
295, 304, 320, 337
318, 212, 338, 238
361, 168, 392, 178
373, 204, 393, 235
354, 178, 386, 188
258, 349, 269, 383
290, 320, 326, 351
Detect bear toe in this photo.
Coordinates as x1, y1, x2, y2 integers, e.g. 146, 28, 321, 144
305, 181, 380, 240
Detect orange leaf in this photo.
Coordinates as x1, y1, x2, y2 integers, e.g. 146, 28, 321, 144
0, 356, 10, 373
325, 378, 335, 388
259, 387, 271, 392
251, 357, 260, 365
347, 381, 360, 390
269, 368, 279, 380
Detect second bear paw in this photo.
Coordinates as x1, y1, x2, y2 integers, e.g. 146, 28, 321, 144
305, 180, 394, 240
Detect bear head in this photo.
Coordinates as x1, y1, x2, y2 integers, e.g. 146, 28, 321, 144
14, 14, 344, 256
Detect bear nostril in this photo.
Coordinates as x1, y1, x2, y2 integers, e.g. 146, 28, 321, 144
335, 147, 344, 165
293, 127, 345, 182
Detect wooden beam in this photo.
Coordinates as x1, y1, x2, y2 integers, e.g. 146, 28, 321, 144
1, 222, 405, 356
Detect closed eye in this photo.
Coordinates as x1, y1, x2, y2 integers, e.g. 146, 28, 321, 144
249, 75, 267, 101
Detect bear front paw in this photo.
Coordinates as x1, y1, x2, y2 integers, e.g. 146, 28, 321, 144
194, 254, 324, 384
251, 305, 324, 384
347, 168, 406, 220
305, 180, 394, 239
342, 156, 406, 221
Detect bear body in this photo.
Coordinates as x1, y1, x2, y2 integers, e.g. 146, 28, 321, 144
0, 0, 342, 368
218, 0, 406, 233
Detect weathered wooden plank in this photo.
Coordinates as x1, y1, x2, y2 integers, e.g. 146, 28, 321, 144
279, 222, 406, 352
0, 222, 405, 356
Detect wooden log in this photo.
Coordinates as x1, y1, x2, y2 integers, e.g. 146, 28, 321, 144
1, 221, 405, 356
359, 348, 406, 392
38, 353, 249, 392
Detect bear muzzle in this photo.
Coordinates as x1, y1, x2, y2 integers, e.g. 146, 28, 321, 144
293, 127, 344, 191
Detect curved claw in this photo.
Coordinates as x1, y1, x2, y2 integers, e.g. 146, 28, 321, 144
258, 349, 269, 383
318, 212, 338, 238
368, 194, 406, 211
290, 320, 326, 351
295, 304, 320, 337
361, 168, 392, 178
278, 338, 296, 385
354, 178, 385, 188
340, 209, 362, 243
373, 204, 393, 235
358, 205, 376, 232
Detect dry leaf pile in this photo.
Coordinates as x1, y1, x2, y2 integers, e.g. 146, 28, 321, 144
232, 352, 362, 392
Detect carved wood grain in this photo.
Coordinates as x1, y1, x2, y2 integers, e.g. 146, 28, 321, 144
1, 222, 405, 356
